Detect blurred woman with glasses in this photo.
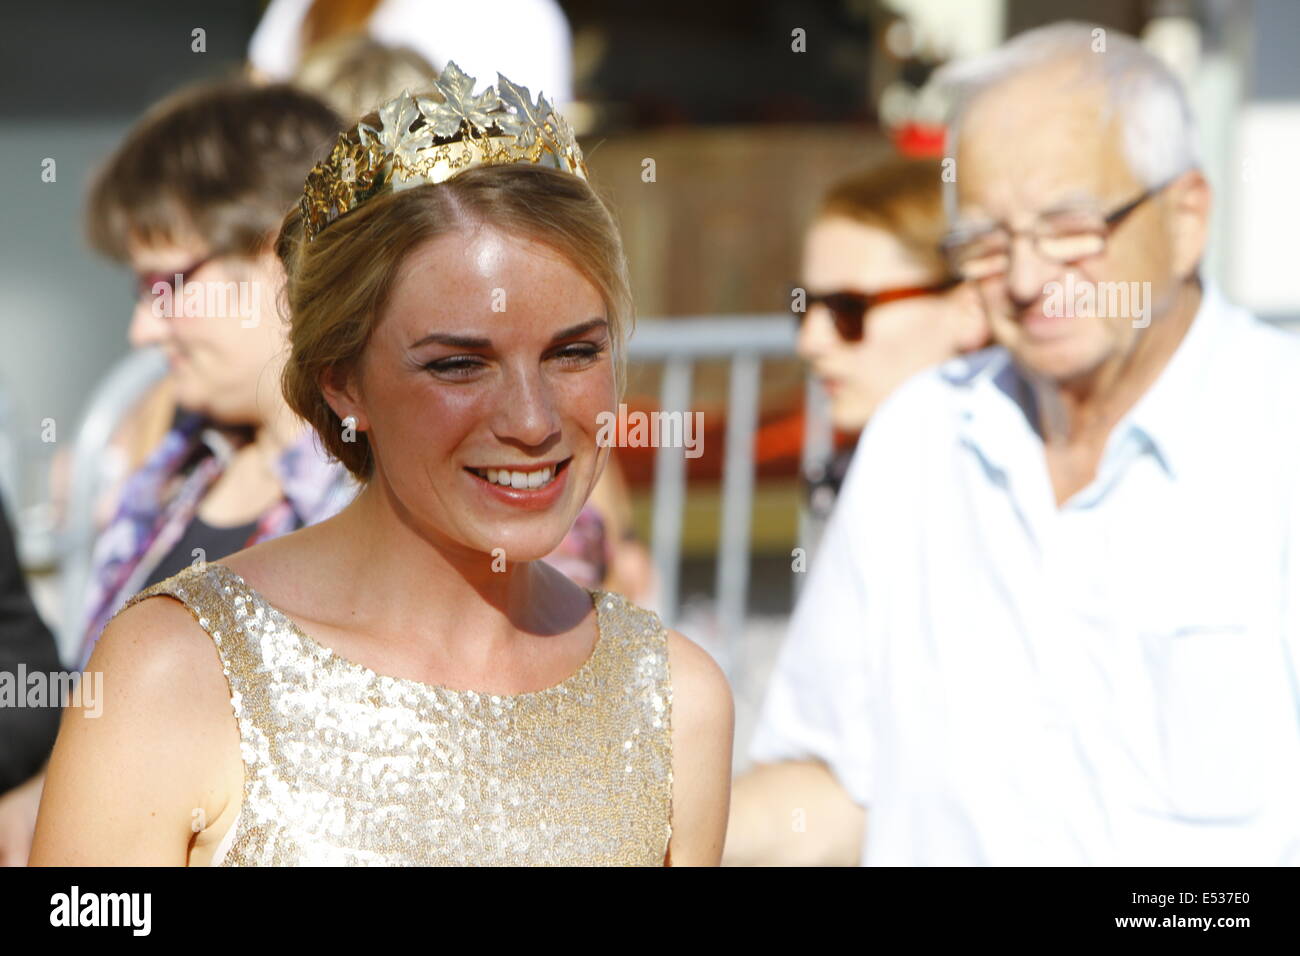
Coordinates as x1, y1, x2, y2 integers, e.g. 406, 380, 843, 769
74, 83, 360, 670
0, 81, 359, 869
793, 155, 986, 512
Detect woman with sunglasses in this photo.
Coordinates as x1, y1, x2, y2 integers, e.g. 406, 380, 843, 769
794, 155, 987, 508
722, 157, 987, 866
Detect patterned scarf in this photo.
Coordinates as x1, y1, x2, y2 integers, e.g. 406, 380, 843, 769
78, 412, 357, 669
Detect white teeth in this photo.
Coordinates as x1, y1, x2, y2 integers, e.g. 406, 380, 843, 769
477, 466, 556, 489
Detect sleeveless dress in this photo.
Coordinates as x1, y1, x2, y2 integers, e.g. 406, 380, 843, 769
118, 562, 673, 865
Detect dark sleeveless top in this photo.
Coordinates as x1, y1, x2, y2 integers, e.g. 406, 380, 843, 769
140, 515, 260, 590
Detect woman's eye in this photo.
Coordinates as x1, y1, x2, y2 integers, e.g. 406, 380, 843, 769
553, 343, 604, 367
424, 356, 486, 378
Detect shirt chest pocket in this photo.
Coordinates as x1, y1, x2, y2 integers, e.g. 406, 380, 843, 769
1135, 609, 1292, 821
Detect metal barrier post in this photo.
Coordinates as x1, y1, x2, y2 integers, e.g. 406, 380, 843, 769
715, 351, 760, 685
648, 355, 692, 629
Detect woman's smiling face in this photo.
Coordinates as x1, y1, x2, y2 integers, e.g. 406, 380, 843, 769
329, 224, 616, 563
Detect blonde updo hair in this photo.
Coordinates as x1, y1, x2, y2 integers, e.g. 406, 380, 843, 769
276, 160, 634, 483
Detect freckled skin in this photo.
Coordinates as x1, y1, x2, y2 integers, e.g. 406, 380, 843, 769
326, 224, 616, 563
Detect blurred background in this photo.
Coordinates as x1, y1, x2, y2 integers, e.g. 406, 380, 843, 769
1, 0, 1297, 770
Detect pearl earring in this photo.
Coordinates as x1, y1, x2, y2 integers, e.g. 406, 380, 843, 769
342, 415, 357, 429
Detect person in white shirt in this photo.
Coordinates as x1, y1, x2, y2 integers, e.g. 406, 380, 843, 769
728, 21, 1300, 866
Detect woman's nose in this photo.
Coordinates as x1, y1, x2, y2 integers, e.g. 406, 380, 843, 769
496, 369, 562, 448
128, 296, 172, 348
796, 304, 840, 362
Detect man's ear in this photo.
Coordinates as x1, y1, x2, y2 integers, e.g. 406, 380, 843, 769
949, 281, 991, 353
320, 364, 368, 432
1169, 168, 1211, 282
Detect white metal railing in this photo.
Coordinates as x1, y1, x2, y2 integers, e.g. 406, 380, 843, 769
627, 316, 831, 680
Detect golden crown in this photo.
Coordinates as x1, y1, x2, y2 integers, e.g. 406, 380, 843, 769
299, 61, 588, 241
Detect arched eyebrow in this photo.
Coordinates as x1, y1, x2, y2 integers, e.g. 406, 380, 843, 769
409, 318, 607, 350
409, 331, 492, 349
549, 318, 607, 342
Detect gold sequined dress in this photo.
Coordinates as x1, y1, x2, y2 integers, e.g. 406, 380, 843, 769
118, 563, 673, 866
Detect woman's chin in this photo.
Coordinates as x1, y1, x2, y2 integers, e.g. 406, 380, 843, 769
470, 538, 567, 568
455, 518, 576, 567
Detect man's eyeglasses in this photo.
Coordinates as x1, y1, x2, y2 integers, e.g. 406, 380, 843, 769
133, 252, 220, 302
791, 278, 961, 343
941, 176, 1177, 281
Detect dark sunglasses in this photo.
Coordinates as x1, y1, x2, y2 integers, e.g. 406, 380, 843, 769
791, 278, 961, 342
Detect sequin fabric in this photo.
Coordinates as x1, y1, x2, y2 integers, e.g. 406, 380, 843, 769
119, 562, 673, 865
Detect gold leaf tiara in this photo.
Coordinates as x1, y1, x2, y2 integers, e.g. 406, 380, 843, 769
299, 61, 588, 241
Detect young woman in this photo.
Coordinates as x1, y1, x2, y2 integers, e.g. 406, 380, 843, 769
725, 156, 987, 866
795, 156, 986, 511
31, 69, 733, 866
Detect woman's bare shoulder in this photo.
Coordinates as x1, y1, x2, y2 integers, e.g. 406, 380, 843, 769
30, 595, 238, 865
664, 628, 733, 733
89, 592, 242, 786
95, 593, 232, 706
662, 626, 733, 866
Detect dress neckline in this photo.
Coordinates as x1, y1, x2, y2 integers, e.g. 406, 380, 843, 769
205, 562, 612, 701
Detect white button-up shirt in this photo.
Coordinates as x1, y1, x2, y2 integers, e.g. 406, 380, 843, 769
750, 283, 1300, 865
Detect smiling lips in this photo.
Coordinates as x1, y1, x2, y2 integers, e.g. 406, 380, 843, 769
466, 458, 570, 490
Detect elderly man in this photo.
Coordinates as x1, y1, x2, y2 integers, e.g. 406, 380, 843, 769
728, 21, 1300, 865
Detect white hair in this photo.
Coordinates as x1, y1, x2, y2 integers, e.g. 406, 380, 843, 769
935, 21, 1199, 214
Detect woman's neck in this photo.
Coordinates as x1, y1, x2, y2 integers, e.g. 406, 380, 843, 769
245, 399, 308, 464
316, 480, 580, 647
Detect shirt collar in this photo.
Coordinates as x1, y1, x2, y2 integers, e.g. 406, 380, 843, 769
945, 345, 1037, 481
1121, 279, 1228, 481
952, 279, 1229, 483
